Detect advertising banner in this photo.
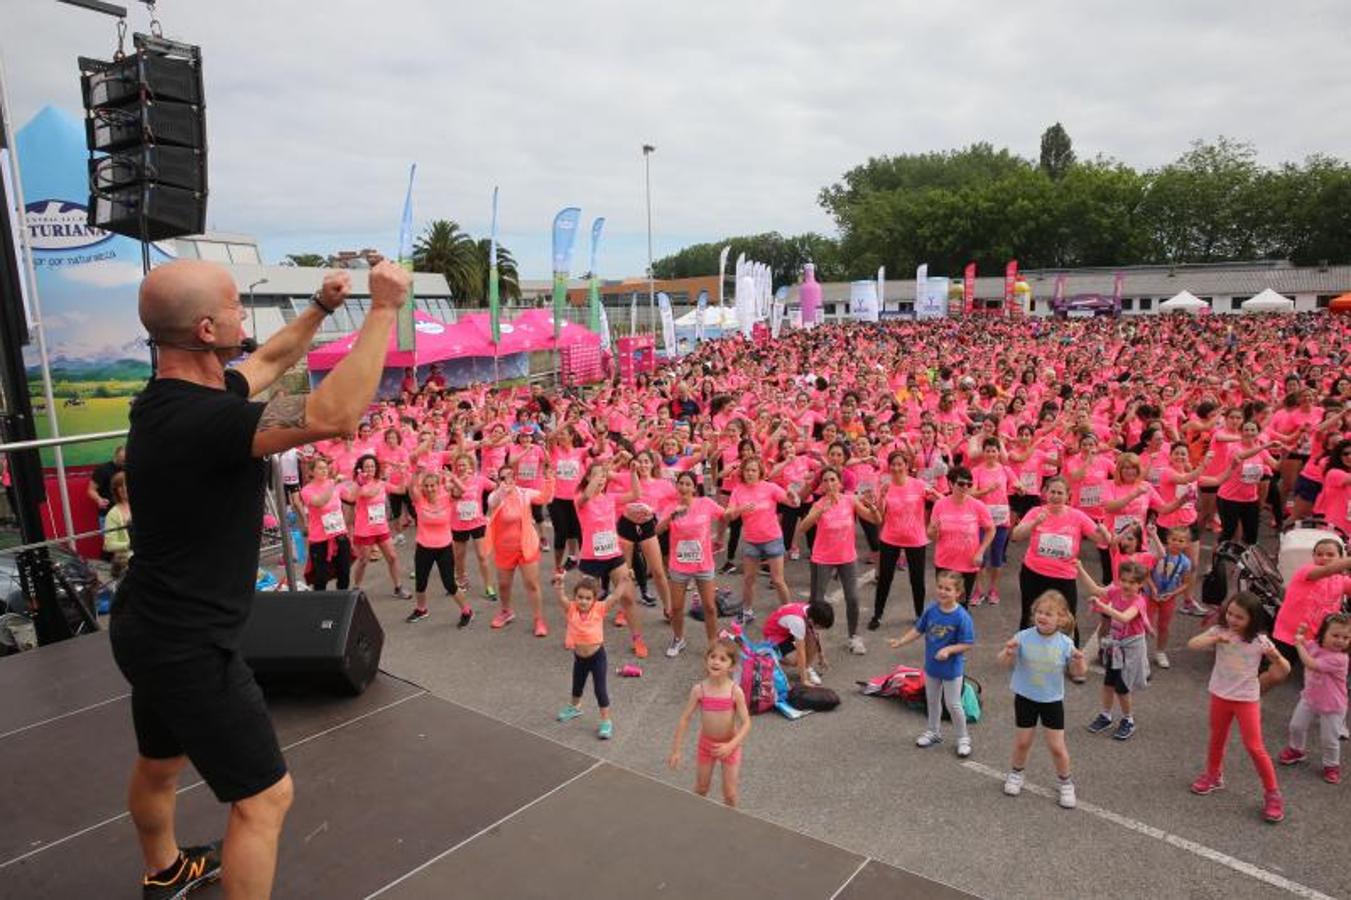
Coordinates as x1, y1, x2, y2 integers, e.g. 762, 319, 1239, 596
550, 207, 581, 341
15, 107, 168, 465
488, 185, 500, 342
850, 280, 879, 322
396, 163, 418, 351
1003, 259, 1018, 314
963, 262, 976, 315
657, 291, 676, 355
587, 217, 605, 334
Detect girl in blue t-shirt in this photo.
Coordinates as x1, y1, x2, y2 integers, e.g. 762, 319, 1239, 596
997, 590, 1087, 809
888, 570, 975, 757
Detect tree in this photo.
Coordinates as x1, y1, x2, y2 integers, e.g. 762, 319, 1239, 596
284, 253, 326, 267
652, 232, 844, 286
1038, 123, 1076, 181
474, 238, 521, 305
413, 220, 479, 303
1138, 137, 1264, 262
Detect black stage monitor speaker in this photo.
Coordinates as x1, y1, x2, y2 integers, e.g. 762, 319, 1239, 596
241, 590, 384, 696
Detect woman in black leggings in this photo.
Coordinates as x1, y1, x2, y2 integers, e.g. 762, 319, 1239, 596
870, 451, 936, 628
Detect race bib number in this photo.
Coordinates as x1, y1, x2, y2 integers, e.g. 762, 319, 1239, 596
1298, 435, 1312, 455
456, 500, 479, 521
518, 463, 538, 480
1114, 515, 1139, 535
919, 468, 937, 486
1240, 463, 1263, 485
1019, 472, 1037, 492
367, 503, 387, 526
1175, 483, 1196, 505
555, 459, 580, 481
592, 530, 618, 557
675, 539, 704, 565
988, 504, 1010, 526
1146, 467, 1162, 486
1037, 532, 1074, 561
858, 479, 876, 496
321, 510, 346, 536
1078, 484, 1102, 508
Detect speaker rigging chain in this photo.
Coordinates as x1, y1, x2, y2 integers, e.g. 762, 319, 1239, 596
114, 18, 127, 61
144, 0, 164, 38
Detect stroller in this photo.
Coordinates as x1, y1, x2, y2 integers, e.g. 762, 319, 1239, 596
1208, 540, 1284, 625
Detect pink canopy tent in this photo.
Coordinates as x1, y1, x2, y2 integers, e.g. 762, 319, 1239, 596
508, 308, 602, 348
306, 312, 495, 372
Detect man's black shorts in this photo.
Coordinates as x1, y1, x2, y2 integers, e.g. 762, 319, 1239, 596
1014, 694, 1065, 730
110, 611, 287, 803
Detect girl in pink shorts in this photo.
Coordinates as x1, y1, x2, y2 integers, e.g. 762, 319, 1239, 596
669, 638, 751, 807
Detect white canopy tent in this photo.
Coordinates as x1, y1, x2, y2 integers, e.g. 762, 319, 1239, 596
673, 304, 742, 337
1240, 288, 1295, 313
1159, 291, 1208, 313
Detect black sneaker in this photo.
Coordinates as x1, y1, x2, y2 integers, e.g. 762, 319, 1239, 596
142, 841, 221, 900
718, 561, 739, 575
1112, 718, 1136, 741
457, 608, 474, 629
638, 590, 658, 608
866, 617, 881, 631
406, 608, 430, 624
1086, 713, 1114, 734
563, 556, 579, 572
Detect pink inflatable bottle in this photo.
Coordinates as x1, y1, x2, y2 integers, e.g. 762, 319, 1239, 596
799, 263, 822, 325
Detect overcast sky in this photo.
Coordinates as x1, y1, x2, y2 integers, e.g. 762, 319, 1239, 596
5, 0, 1349, 280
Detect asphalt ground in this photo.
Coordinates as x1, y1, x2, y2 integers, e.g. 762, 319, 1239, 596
334, 522, 1348, 900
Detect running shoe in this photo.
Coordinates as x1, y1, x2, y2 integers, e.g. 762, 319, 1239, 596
533, 618, 549, 638
986, 592, 1001, 606
485, 585, 498, 601
1058, 781, 1077, 809
638, 589, 658, 607
142, 841, 222, 900
805, 667, 823, 686
393, 585, 413, 601
1262, 789, 1285, 823
1154, 651, 1171, 669
969, 592, 986, 607
1003, 771, 1024, 797
1086, 713, 1114, 734
597, 720, 614, 740
394, 533, 406, 546
632, 636, 649, 659
490, 609, 516, 628
718, 561, 739, 575
457, 608, 474, 629
1277, 747, 1307, 766
665, 637, 687, 658
789, 547, 801, 561
406, 607, 429, 624
1112, 719, 1136, 741
557, 705, 582, 722
613, 609, 628, 628
736, 608, 756, 625
915, 730, 942, 748
563, 556, 579, 572
866, 617, 881, 631
956, 736, 972, 758
1189, 773, 1224, 795
848, 635, 867, 655
1324, 766, 1341, 785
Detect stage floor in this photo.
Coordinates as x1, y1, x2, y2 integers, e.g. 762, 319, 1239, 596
0, 632, 968, 899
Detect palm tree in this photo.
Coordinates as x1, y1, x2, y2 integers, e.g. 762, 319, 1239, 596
413, 220, 479, 303
474, 238, 521, 305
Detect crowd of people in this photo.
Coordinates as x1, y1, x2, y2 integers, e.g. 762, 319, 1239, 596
274, 311, 1350, 819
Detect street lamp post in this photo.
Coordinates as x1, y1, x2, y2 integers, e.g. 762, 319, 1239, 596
642, 143, 655, 335
247, 277, 269, 342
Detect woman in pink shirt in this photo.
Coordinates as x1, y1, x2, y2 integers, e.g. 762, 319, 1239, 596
406, 469, 473, 627
1155, 443, 1208, 612
1101, 453, 1165, 543
659, 471, 727, 656
546, 427, 586, 573
575, 461, 647, 659
1313, 439, 1351, 536
617, 450, 677, 618
447, 453, 495, 600
970, 437, 1020, 607
1215, 420, 1282, 547
1011, 476, 1110, 647
769, 435, 818, 561
377, 428, 412, 545
725, 457, 795, 624
871, 450, 938, 627
796, 467, 880, 655
300, 457, 352, 591
1065, 431, 1117, 581
926, 465, 996, 605
343, 454, 411, 600
485, 462, 555, 634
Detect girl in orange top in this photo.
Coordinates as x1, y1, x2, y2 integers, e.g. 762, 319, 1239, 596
553, 575, 615, 740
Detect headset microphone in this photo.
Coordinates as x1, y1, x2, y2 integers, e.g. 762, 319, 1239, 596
146, 336, 259, 354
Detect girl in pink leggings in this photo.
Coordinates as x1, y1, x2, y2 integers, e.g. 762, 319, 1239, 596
668, 639, 751, 807
1187, 592, 1292, 823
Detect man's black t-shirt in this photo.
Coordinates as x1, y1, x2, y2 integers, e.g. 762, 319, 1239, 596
116, 369, 267, 648
91, 460, 122, 503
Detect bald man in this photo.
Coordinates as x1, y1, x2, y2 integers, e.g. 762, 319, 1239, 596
109, 258, 409, 900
